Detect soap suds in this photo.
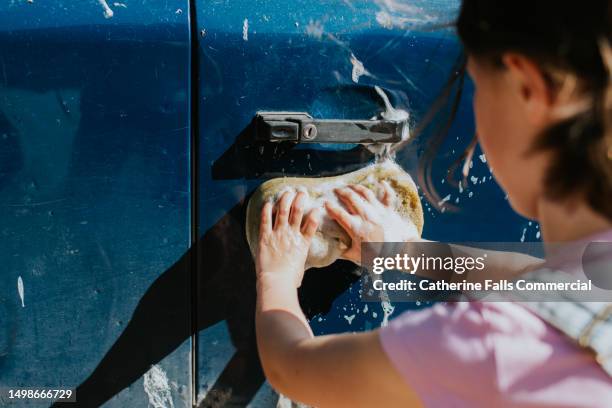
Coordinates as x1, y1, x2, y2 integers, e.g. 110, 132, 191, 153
97, 0, 114, 19
381, 298, 395, 327
17, 276, 24, 308
375, 86, 410, 143
143, 365, 174, 408
374, 86, 409, 124
369, 86, 410, 159
437, 194, 451, 207
242, 19, 249, 41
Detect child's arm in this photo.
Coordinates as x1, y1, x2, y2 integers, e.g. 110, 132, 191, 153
255, 191, 422, 407
327, 184, 544, 282
256, 275, 422, 407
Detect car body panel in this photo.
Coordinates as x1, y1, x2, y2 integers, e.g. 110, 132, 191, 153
0, 1, 532, 407
0, 1, 192, 407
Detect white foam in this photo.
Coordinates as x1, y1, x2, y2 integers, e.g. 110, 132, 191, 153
381, 298, 395, 327
350, 53, 367, 83
374, 85, 409, 127
97, 0, 114, 19
143, 365, 174, 408
368, 86, 411, 159
17, 276, 24, 308
344, 314, 356, 325
520, 227, 527, 243
437, 194, 451, 207
242, 19, 249, 41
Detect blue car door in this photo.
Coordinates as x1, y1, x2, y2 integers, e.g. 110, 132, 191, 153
193, 0, 529, 406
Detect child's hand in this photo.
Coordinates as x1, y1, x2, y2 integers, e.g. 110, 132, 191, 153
325, 182, 418, 265
256, 190, 320, 288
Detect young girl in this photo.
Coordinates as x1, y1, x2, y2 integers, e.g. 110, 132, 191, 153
255, 1, 612, 406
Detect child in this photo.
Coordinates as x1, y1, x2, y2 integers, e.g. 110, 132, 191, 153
255, 1, 612, 406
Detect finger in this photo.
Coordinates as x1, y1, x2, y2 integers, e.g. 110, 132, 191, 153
289, 191, 306, 228
260, 201, 273, 236
381, 180, 396, 207
301, 209, 320, 239
274, 191, 294, 229
349, 184, 377, 203
325, 201, 356, 237
335, 187, 368, 218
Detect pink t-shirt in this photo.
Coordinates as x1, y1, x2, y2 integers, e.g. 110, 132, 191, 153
380, 302, 612, 407
379, 231, 612, 407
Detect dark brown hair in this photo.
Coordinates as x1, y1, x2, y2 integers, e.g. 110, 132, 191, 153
420, 0, 612, 219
